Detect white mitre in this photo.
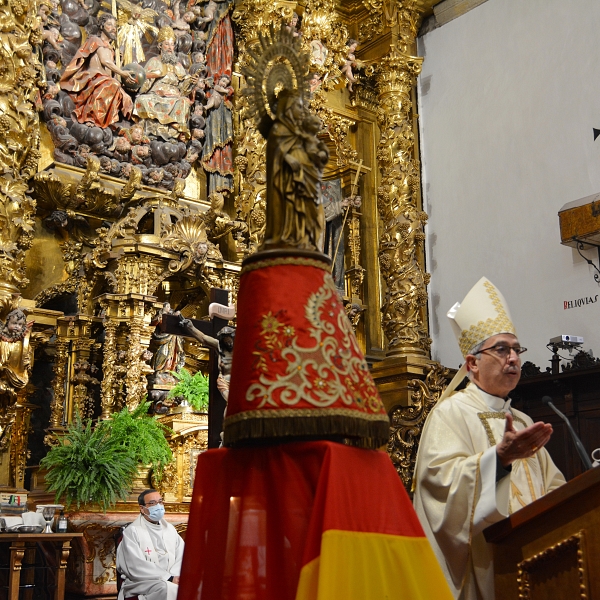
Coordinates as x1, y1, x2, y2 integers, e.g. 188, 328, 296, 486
447, 276, 517, 357
439, 277, 517, 402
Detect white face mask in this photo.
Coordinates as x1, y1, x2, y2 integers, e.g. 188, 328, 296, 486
146, 504, 165, 522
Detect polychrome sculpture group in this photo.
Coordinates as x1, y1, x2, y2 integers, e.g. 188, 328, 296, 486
40, 0, 234, 192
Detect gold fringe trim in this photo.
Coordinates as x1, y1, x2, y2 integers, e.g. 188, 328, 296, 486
241, 256, 330, 275
225, 407, 389, 425
223, 409, 391, 450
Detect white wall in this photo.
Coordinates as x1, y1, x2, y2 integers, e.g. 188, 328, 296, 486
418, 0, 600, 371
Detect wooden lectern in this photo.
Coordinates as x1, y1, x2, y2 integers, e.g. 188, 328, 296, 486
484, 466, 600, 600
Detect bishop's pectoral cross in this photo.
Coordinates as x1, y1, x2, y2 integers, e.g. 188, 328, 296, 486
159, 288, 229, 448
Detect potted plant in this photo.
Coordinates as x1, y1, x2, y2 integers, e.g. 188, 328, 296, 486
40, 414, 137, 512
167, 368, 209, 412
107, 401, 173, 481
40, 403, 173, 511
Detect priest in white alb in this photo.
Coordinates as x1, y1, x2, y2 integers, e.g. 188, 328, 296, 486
117, 489, 184, 600
413, 277, 565, 600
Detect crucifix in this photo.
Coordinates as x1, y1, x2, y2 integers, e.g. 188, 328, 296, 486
159, 288, 230, 448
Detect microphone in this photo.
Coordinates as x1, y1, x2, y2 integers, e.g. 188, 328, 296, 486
542, 396, 592, 471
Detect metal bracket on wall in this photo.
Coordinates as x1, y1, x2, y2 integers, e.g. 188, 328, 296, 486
575, 238, 600, 284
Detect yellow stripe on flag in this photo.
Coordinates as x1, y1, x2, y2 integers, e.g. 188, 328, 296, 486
295, 530, 453, 600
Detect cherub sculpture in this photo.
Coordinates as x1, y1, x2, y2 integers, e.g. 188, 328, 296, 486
340, 38, 362, 92
171, 0, 200, 36
285, 12, 301, 38
202, 191, 247, 258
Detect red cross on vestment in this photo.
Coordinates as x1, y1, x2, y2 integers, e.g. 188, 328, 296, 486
144, 547, 152, 555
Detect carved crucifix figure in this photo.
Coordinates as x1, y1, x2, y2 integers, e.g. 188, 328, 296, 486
159, 288, 230, 448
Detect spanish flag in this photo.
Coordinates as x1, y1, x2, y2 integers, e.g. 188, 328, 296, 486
178, 440, 452, 600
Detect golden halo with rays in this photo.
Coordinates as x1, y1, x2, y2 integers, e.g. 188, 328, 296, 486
241, 23, 311, 138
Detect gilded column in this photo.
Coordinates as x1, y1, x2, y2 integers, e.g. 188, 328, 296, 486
0, 0, 43, 301
9, 394, 35, 489
49, 340, 70, 431
99, 317, 119, 420
366, 2, 452, 490
376, 46, 429, 357
124, 315, 151, 410
97, 294, 156, 416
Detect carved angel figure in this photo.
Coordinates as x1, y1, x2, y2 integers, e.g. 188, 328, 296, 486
0, 309, 33, 401
116, 0, 158, 65
340, 38, 359, 92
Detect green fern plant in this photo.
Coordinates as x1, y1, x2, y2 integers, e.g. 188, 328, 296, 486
40, 404, 173, 511
40, 414, 137, 512
107, 402, 173, 479
167, 368, 209, 412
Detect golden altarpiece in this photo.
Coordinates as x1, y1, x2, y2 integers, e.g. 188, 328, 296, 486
0, 0, 449, 596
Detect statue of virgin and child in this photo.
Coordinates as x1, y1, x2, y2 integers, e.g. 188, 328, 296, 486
262, 89, 329, 252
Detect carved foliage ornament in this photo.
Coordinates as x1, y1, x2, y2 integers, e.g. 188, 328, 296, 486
0, 0, 43, 180
310, 90, 357, 167
33, 161, 144, 219
361, 0, 424, 50
231, 1, 289, 225
388, 362, 451, 489
0, 0, 44, 293
162, 213, 220, 274
0, 179, 36, 289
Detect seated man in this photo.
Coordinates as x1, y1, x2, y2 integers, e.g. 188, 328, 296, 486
413, 277, 565, 600
116, 489, 184, 600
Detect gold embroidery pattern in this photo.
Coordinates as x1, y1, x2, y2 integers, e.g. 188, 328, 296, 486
510, 480, 527, 510
463, 452, 483, 593
477, 411, 527, 446
224, 407, 389, 426
522, 460, 538, 503
458, 281, 516, 356
247, 274, 383, 413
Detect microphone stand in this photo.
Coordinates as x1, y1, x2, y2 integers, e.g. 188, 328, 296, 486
542, 396, 593, 471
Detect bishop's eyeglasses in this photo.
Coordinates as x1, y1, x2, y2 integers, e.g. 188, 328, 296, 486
477, 344, 527, 358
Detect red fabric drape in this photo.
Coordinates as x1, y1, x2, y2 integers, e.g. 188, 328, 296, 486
177, 441, 427, 600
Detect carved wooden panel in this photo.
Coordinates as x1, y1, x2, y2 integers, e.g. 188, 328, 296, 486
517, 530, 589, 600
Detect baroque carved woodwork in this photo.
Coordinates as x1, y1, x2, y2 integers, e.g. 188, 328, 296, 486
0, 0, 443, 515
376, 45, 430, 356
387, 362, 450, 489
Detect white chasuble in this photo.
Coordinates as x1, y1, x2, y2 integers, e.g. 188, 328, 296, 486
413, 383, 565, 600
117, 514, 184, 600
